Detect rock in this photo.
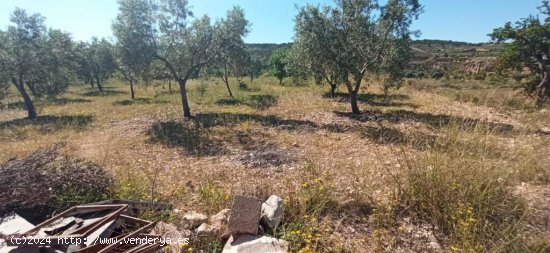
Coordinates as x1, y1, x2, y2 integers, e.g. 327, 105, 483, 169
463, 57, 495, 74
427, 234, 442, 252
227, 195, 262, 235
153, 222, 192, 253
181, 211, 208, 230
196, 223, 218, 236
210, 208, 231, 236
260, 195, 284, 229
222, 234, 289, 253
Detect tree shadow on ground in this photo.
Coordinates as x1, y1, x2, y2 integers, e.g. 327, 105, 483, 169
333, 109, 514, 134
113, 98, 169, 106
4, 101, 27, 110
82, 90, 127, 97
149, 119, 302, 164
215, 95, 278, 110
147, 113, 435, 156
48, 98, 93, 105
148, 121, 226, 156
4, 98, 92, 110
246, 95, 278, 110
325, 92, 418, 108
216, 98, 242, 106
0, 115, 94, 138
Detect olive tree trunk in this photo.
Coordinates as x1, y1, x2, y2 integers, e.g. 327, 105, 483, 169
329, 83, 337, 98
12, 77, 37, 119
95, 75, 103, 93
177, 78, 192, 118
130, 79, 135, 100
345, 81, 360, 115
220, 65, 234, 98
536, 70, 550, 105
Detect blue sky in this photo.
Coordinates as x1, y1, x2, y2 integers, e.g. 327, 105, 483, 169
0, 0, 544, 43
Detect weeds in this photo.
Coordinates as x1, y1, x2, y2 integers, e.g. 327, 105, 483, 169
396, 121, 530, 251
274, 165, 344, 252
198, 180, 230, 214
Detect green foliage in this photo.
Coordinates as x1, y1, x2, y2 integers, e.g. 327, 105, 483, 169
246, 43, 291, 74
490, 1, 550, 102
268, 48, 288, 84
238, 81, 248, 90
0, 8, 76, 118
292, 0, 422, 114
90, 38, 116, 85
113, 0, 249, 117
208, 6, 250, 97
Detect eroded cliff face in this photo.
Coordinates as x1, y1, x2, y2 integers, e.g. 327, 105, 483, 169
463, 57, 496, 74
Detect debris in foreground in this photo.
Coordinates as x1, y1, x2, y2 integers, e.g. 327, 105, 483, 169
0, 203, 165, 253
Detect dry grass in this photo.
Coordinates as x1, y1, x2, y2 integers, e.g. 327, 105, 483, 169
1, 77, 549, 252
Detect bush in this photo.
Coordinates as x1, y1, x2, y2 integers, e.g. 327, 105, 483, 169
430, 69, 445, 79
523, 75, 541, 95
471, 72, 486, 80
0, 143, 114, 223
238, 81, 249, 90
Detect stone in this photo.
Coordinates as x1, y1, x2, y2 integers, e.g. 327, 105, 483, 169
427, 234, 442, 252
210, 208, 231, 236
260, 195, 284, 229
153, 222, 192, 253
181, 211, 208, 230
222, 234, 289, 253
196, 223, 218, 236
227, 195, 262, 235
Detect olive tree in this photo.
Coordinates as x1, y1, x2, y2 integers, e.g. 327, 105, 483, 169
114, 41, 148, 99
268, 48, 288, 85
88, 38, 116, 93
210, 6, 250, 98
0, 31, 9, 100
293, 0, 421, 114
490, 1, 550, 104
246, 53, 263, 83
75, 41, 95, 88
113, 0, 243, 118
0, 8, 75, 119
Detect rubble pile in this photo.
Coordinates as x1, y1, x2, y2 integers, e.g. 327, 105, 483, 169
1, 195, 289, 253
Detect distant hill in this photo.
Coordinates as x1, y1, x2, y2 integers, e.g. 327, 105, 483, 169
246, 43, 291, 63
246, 39, 503, 64
245, 40, 504, 78
411, 39, 504, 61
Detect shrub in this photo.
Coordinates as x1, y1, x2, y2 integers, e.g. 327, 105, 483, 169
430, 69, 445, 79
238, 81, 249, 90
472, 72, 486, 81
0, 143, 113, 223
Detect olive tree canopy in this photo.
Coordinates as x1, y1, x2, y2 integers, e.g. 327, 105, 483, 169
490, 1, 550, 104
293, 0, 421, 114
0, 8, 75, 119
113, 0, 249, 118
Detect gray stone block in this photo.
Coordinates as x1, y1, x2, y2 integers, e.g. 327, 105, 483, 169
227, 195, 262, 235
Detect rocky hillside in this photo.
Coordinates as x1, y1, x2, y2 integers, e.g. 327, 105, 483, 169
408, 40, 503, 77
